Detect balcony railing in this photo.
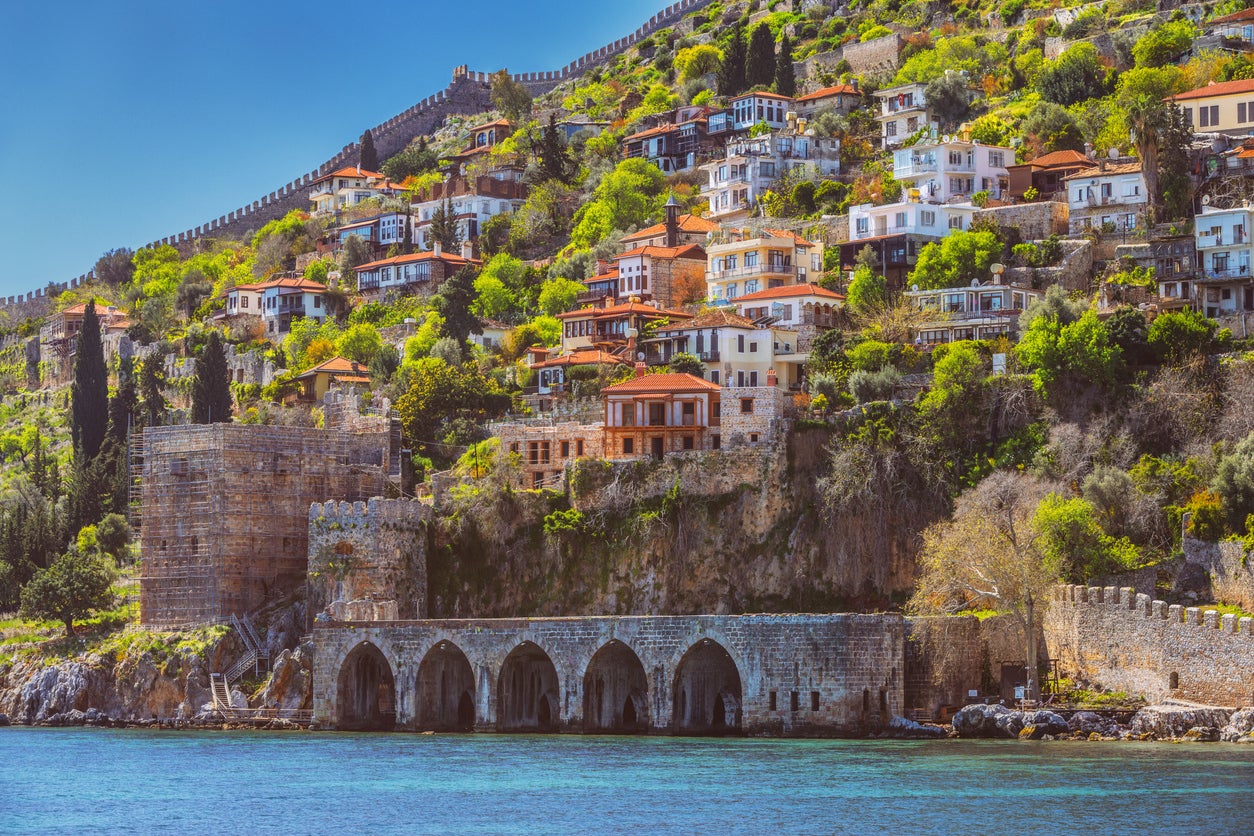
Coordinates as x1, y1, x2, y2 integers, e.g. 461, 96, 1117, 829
707, 263, 800, 281
1202, 266, 1252, 280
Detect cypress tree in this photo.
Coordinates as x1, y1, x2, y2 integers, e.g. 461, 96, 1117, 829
432, 265, 484, 349
71, 301, 108, 461
538, 114, 574, 184
191, 331, 232, 424
775, 35, 796, 98
429, 198, 462, 251
138, 356, 167, 427
746, 23, 777, 89
359, 129, 378, 172
717, 26, 747, 97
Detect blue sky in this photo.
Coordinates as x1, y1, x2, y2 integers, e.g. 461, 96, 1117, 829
0, 0, 668, 297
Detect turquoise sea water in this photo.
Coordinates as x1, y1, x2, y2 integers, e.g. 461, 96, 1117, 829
1, 729, 1251, 834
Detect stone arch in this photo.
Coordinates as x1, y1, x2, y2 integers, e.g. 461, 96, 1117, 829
582, 640, 648, 734
416, 640, 476, 732
672, 638, 742, 735
497, 641, 560, 732
336, 641, 396, 731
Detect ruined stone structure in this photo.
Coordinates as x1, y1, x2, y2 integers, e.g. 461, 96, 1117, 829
488, 419, 606, 490
1046, 585, 1254, 707
313, 614, 905, 735
136, 422, 398, 628
308, 499, 430, 622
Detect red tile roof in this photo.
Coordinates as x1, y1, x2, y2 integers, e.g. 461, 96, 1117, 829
623, 123, 679, 142
795, 84, 860, 102
356, 250, 481, 271
621, 214, 720, 243
257, 277, 327, 293
615, 244, 707, 261
531, 349, 628, 369
669, 310, 757, 330
311, 166, 385, 185
602, 372, 722, 395
296, 357, 372, 382
1210, 8, 1254, 26
583, 268, 620, 283
1062, 161, 1142, 179
734, 283, 845, 303
764, 228, 816, 248
556, 301, 693, 320
1171, 78, 1254, 101
730, 91, 794, 102
1015, 149, 1094, 169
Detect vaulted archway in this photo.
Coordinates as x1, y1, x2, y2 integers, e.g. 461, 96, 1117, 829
336, 642, 395, 731
582, 640, 648, 734
416, 641, 476, 732
672, 638, 741, 735
498, 641, 560, 732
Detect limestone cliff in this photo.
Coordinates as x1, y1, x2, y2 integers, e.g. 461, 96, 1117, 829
427, 428, 932, 618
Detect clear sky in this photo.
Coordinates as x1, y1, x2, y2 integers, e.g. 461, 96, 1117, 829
0, 0, 669, 297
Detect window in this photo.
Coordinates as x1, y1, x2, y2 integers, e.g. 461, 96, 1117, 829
681, 401, 695, 426
682, 435, 694, 450
749, 371, 758, 386
710, 370, 719, 384
885, 121, 897, 138
920, 210, 936, 226
737, 334, 745, 352
810, 691, 820, 711
749, 341, 758, 353
1240, 102, 1247, 124
740, 398, 754, 413
240, 296, 248, 309
769, 691, 778, 711
560, 441, 570, 458
988, 151, 1004, 168
744, 251, 758, 267
313, 296, 321, 309
623, 438, 634, 455
790, 691, 800, 712
895, 211, 907, 228
948, 151, 963, 165
649, 402, 666, 426
712, 434, 721, 449
856, 217, 869, 234
621, 404, 635, 426
576, 439, 584, 457
749, 433, 759, 443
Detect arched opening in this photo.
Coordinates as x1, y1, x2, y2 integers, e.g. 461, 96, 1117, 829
416, 641, 476, 732
1169, 671, 1180, 690
497, 641, 560, 732
336, 642, 395, 731
582, 640, 649, 734
672, 638, 742, 736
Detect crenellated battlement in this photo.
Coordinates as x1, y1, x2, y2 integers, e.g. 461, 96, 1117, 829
1054, 584, 1254, 638
309, 497, 429, 529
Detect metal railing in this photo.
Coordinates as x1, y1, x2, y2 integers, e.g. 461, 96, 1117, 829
707, 263, 800, 281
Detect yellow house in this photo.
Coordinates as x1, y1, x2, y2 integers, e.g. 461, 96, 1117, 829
294, 357, 371, 402
1171, 78, 1254, 135
705, 229, 824, 303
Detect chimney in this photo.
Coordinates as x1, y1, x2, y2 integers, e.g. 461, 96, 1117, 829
664, 192, 681, 248
433, 241, 442, 257
635, 362, 646, 378
461, 241, 474, 260
596, 259, 609, 276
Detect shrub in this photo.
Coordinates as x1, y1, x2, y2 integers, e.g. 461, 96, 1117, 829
848, 367, 901, 402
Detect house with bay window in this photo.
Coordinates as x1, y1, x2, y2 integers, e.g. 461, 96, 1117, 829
602, 371, 722, 459
1191, 203, 1254, 318
705, 229, 823, 303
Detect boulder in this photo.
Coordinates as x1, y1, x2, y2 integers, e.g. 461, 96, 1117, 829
1020, 710, 1069, 738
952, 703, 1015, 738
1182, 726, 1220, 742
886, 715, 947, 739
0, 713, 9, 726
1130, 705, 1234, 739
1220, 707, 1254, 743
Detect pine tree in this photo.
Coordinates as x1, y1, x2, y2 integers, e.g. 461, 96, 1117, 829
746, 23, 776, 89
774, 35, 796, 98
359, 129, 378, 172
717, 26, 747, 97
538, 114, 574, 184
191, 331, 232, 424
432, 265, 483, 349
71, 301, 108, 462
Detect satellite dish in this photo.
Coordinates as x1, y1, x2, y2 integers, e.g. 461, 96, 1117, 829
1202, 195, 1211, 205
911, 284, 920, 291
636, 352, 645, 361
971, 279, 980, 287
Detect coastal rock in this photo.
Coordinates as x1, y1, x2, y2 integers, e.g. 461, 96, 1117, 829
1068, 711, 1121, 737
0, 713, 9, 726
952, 703, 1014, 738
886, 715, 947, 739
252, 643, 313, 712
1182, 726, 1220, 742
1020, 711, 1069, 739
1129, 705, 1234, 739
1220, 707, 1254, 743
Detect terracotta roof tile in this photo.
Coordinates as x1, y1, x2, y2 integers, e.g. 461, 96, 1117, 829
356, 250, 481, 271
668, 310, 757, 330
615, 243, 707, 260
556, 301, 693, 320
734, 283, 845, 303
1062, 161, 1143, 179
531, 349, 628, 369
621, 214, 720, 243
1171, 78, 1254, 101
1016, 150, 1095, 169
602, 372, 722, 394
795, 84, 860, 102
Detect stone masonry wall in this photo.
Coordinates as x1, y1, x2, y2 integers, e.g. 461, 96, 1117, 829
1045, 584, 1254, 707
979, 200, 1069, 241
719, 386, 790, 446
308, 498, 431, 621
312, 612, 905, 735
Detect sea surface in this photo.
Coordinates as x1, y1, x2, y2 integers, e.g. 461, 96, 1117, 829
1, 728, 1251, 834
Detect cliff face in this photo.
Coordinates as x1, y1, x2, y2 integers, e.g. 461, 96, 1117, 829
427, 429, 927, 618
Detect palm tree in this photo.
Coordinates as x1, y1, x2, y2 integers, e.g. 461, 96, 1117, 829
1125, 94, 1165, 225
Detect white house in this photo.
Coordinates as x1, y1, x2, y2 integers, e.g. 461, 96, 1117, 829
1063, 160, 1148, 235
873, 82, 936, 149
1191, 203, 1254, 318
701, 129, 841, 221
308, 167, 406, 216
354, 243, 481, 300
904, 278, 1044, 346
734, 283, 844, 330
256, 277, 328, 336
727, 91, 794, 132
705, 229, 824, 304
643, 309, 804, 390
409, 172, 527, 250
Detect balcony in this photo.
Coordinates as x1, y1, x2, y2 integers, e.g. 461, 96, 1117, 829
1198, 231, 1246, 249
707, 263, 801, 281
1202, 265, 1252, 280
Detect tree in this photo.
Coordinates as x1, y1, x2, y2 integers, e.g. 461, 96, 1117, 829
907, 472, 1060, 701
490, 70, 532, 124
1213, 431, 1254, 532
1117, 67, 1188, 221
846, 263, 887, 313
336, 323, 383, 364
428, 198, 462, 251
93, 248, 135, 286
746, 23, 776, 89
1106, 306, 1152, 367
924, 72, 971, 132
394, 357, 509, 459
1034, 494, 1140, 580
340, 235, 371, 282
536, 114, 575, 185
1017, 309, 1122, 391
369, 344, 400, 383
910, 229, 1002, 289
668, 352, 705, 377
472, 274, 513, 320
774, 35, 796, 98
1158, 104, 1194, 221
191, 331, 232, 424
1133, 19, 1197, 68
71, 301, 108, 462
20, 548, 116, 638
717, 25, 747, 96
95, 513, 131, 562
139, 355, 167, 427
569, 158, 668, 249
432, 265, 483, 347
1148, 308, 1215, 364
383, 137, 439, 182
1037, 43, 1110, 106
359, 129, 378, 172
537, 277, 583, 315
675, 44, 722, 82
1022, 103, 1085, 154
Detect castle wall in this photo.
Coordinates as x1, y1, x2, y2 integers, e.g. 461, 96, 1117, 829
1045, 584, 1254, 707
313, 612, 905, 736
